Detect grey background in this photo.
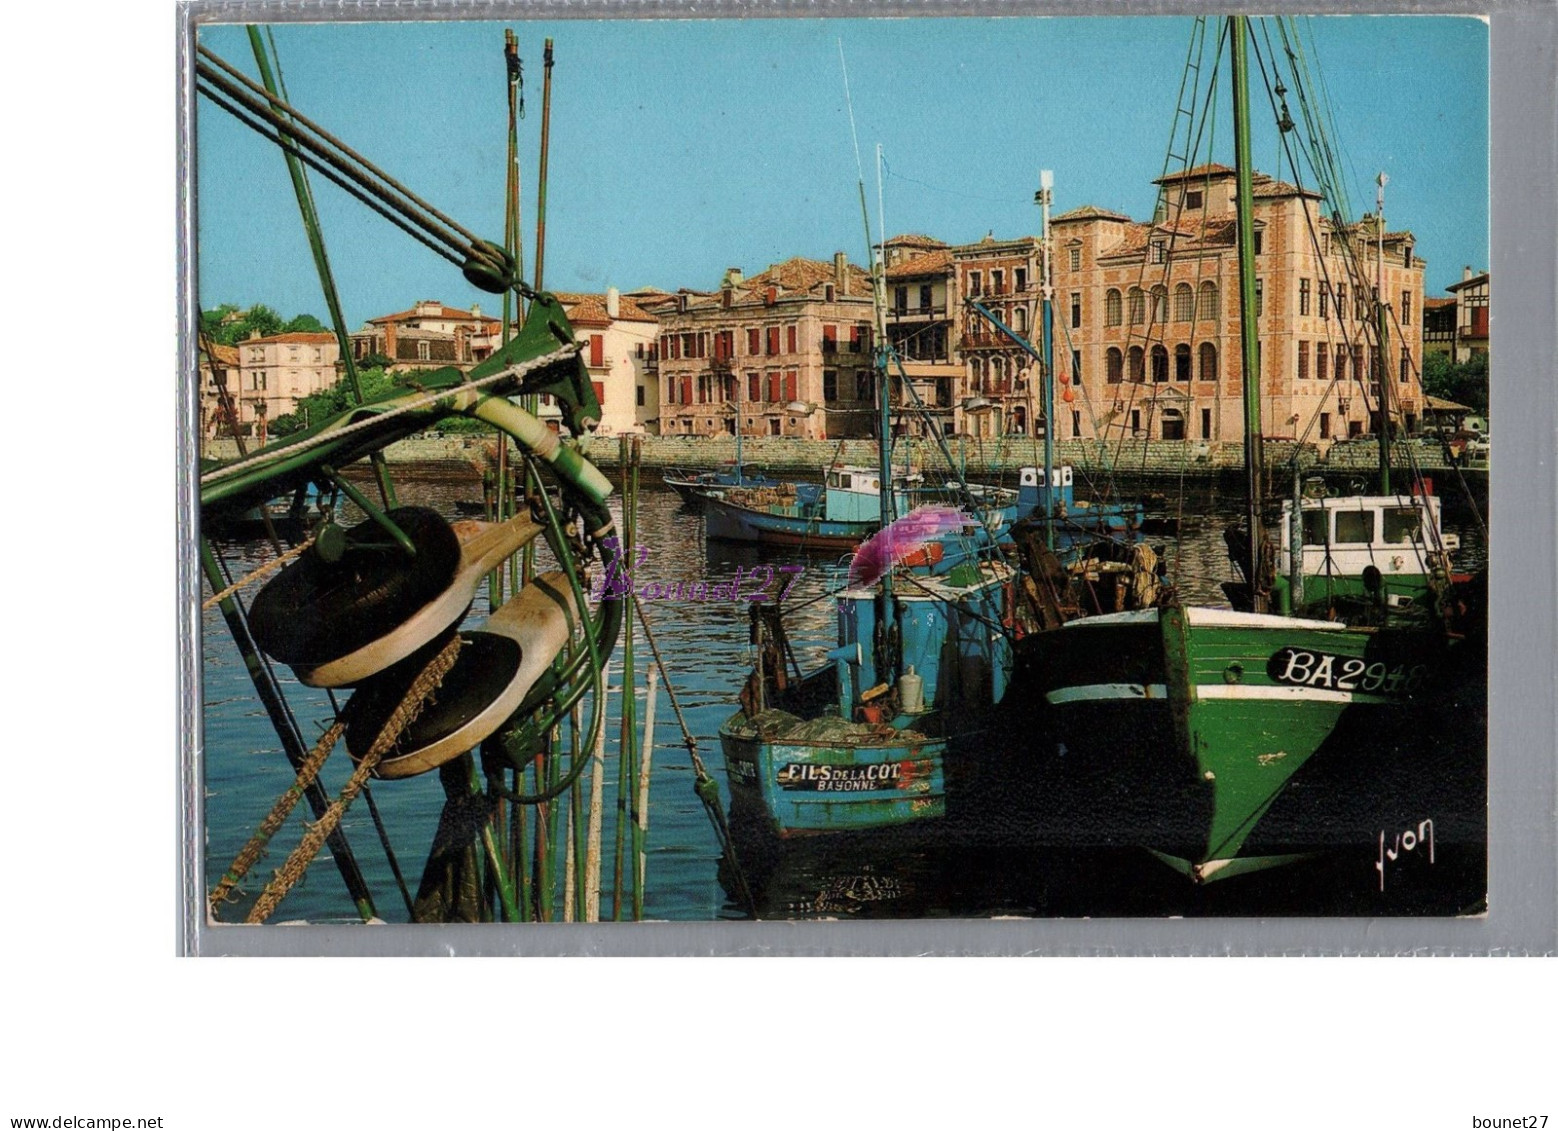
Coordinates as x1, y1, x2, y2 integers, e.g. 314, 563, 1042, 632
177, 0, 1556, 956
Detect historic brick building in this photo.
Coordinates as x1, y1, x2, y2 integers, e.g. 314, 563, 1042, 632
349, 300, 502, 374
652, 255, 876, 440
883, 235, 959, 436
1051, 164, 1427, 446
953, 235, 1043, 439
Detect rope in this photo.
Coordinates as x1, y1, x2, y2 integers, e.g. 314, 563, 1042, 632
200, 344, 579, 487
201, 535, 316, 610
243, 634, 465, 924
208, 718, 343, 917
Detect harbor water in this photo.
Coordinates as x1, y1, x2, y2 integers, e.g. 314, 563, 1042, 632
202, 464, 1488, 921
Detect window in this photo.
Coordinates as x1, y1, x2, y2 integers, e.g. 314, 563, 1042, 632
784, 371, 798, 402
1105, 289, 1122, 327
1335, 510, 1376, 545
747, 373, 760, 402
1185, 190, 1203, 209
968, 271, 983, 297
1150, 240, 1166, 264
1199, 342, 1218, 383
821, 325, 836, 354
823, 370, 838, 402
636, 386, 645, 407
1302, 510, 1329, 545
767, 327, 780, 356
1403, 245, 1413, 268
1150, 285, 1167, 324
1253, 229, 1264, 256
1298, 340, 1310, 381
1319, 283, 1330, 320
1013, 307, 1027, 333
1254, 278, 1264, 318
1016, 267, 1029, 291
1073, 411, 1082, 437
1174, 283, 1194, 322
1317, 342, 1328, 382
1070, 292, 1081, 329
1106, 347, 1124, 384
1300, 278, 1312, 316
1068, 248, 1080, 272
919, 284, 933, 310
1072, 350, 1081, 383
1384, 507, 1421, 544
747, 328, 760, 355
1402, 291, 1412, 323
1151, 344, 1168, 383
1201, 408, 1212, 439
767, 373, 781, 402
1128, 346, 1145, 383
1128, 288, 1145, 325
992, 270, 1006, 295
1336, 284, 1347, 321
1198, 281, 1219, 321
1400, 348, 1411, 384
786, 325, 797, 353
1161, 408, 1185, 440
1319, 412, 1331, 440
824, 284, 835, 303
894, 285, 908, 313
855, 371, 874, 402
1334, 345, 1347, 384
1130, 409, 1142, 434
1175, 344, 1191, 382
417, 340, 431, 361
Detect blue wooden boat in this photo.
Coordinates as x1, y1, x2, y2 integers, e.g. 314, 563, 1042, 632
663, 461, 783, 504
720, 521, 1015, 837
700, 465, 915, 550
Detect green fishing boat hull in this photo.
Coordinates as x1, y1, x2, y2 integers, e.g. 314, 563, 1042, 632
1015, 607, 1458, 880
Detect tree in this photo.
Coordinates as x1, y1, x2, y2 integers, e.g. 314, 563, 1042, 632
1421, 351, 1489, 418
200, 304, 320, 345
283, 313, 327, 334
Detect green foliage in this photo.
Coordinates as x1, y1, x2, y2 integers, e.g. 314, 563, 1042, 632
200, 304, 324, 346
1420, 351, 1489, 418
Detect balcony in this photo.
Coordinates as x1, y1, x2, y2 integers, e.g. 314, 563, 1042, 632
960, 331, 1010, 351
888, 303, 948, 321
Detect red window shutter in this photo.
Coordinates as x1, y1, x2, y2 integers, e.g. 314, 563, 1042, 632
784, 371, 797, 402
787, 326, 797, 353
748, 328, 760, 355
748, 374, 760, 402
768, 374, 780, 402
681, 377, 692, 404
767, 327, 779, 356
590, 335, 604, 367
591, 381, 605, 404
1471, 306, 1488, 336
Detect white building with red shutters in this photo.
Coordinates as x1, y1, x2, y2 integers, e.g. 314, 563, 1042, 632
555, 288, 660, 435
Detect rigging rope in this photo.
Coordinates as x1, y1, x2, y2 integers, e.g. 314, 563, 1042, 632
201, 534, 317, 610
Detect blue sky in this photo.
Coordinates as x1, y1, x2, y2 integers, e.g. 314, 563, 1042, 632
195, 16, 1488, 328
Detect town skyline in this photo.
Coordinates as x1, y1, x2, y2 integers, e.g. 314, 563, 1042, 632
196, 16, 1488, 329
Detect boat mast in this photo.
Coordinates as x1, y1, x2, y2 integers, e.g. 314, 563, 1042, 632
1039, 169, 1057, 551
1230, 15, 1267, 611
1375, 171, 1392, 496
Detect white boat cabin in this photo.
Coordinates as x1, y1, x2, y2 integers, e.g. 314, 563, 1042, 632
824, 465, 922, 522
1277, 494, 1460, 580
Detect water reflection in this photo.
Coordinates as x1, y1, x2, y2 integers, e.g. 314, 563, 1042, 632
201, 464, 1486, 922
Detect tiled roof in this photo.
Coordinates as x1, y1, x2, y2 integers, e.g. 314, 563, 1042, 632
1423, 297, 1457, 309
244, 332, 339, 345
1052, 205, 1131, 223
1252, 178, 1321, 199
367, 304, 499, 326
1101, 217, 1235, 258
200, 343, 240, 365
554, 292, 659, 325
1154, 163, 1236, 184
883, 233, 948, 249
886, 248, 954, 279
1447, 272, 1489, 292
743, 256, 871, 294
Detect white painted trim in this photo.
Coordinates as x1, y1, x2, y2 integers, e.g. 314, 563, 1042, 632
1183, 608, 1352, 631
1195, 683, 1395, 705
1046, 683, 1168, 703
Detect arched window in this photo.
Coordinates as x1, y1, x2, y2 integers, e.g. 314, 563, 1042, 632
1198, 281, 1219, 321
1107, 347, 1124, 384
1013, 306, 1027, 333
1198, 342, 1218, 383
1175, 343, 1192, 381
1174, 283, 1195, 322
1161, 408, 1186, 440
1128, 288, 1145, 325
1105, 289, 1123, 327
1150, 344, 1169, 383
1149, 285, 1168, 324
990, 356, 1005, 389
967, 359, 982, 393
1128, 345, 1145, 383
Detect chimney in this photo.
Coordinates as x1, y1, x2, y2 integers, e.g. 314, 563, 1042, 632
834, 251, 848, 296
470, 303, 482, 318
723, 267, 744, 288
1463, 265, 1475, 281
606, 287, 620, 319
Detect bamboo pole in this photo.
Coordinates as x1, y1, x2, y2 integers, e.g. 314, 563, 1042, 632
583, 659, 611, 922
634, 664, 658, 914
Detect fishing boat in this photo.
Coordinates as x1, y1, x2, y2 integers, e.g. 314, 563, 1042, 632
718, 140, 1024, 839
1008, 15, 1478, 882
663, 461, 782, 504
701, 464, 913, 550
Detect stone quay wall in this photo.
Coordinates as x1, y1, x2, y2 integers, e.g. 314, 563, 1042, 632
202, 433, 1483, 481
